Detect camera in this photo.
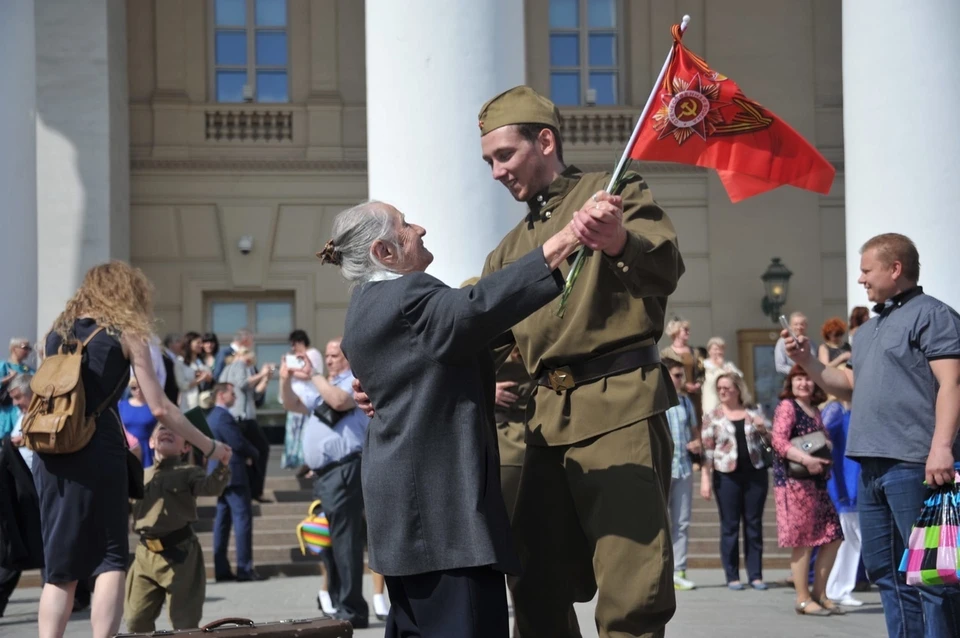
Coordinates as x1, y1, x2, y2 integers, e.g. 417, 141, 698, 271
237, 235, 254, 255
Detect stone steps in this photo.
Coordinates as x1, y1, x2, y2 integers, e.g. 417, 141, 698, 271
18, 450, 794, 588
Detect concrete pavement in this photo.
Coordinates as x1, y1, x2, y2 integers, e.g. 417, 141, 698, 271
0, 568, 886, 637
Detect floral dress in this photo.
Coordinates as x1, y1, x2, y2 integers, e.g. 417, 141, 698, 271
771, 399, 843, 548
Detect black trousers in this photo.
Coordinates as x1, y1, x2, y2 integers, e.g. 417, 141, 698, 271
385, 566, 508, 638
313, 455, 368, 626
0, 566, 21, 617
714, 468, 769, 583
238, 419, 270, 499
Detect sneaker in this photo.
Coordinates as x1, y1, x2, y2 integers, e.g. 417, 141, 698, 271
317, 590, 338, 615
373, 593, 390, 620
836, 595, 864, 607
673, 571, 696, 591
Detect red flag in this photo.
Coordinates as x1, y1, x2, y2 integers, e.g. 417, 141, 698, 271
629, 24, 835, 202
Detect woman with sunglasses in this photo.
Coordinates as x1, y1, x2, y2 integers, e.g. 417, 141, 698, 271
0, 337, 35, 438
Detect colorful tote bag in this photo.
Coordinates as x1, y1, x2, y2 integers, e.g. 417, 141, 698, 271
900, 473, 960, 586
296, 499, 332, 556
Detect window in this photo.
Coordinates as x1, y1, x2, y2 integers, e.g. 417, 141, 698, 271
549, 0, 621, 106
207, 296, 294, 413
213, 0, 289, 103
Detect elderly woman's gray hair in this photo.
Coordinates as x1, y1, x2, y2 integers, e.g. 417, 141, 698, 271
9, 373, 33, 398
321, 201, 400, 285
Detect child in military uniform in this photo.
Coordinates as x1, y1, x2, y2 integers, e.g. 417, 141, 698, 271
124, 424, 230, 631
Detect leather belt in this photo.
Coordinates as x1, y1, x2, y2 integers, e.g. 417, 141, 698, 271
313, 451, 362, 478
140, 525, 194, 553
537, 343, 661, 394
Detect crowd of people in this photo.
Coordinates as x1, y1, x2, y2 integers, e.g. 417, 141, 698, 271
2, 83, 959, 638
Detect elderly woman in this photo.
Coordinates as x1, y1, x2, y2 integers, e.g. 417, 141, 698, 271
700, 372, 771, 591
319, 198, 581, 636
700, 337, 743, 414
0, 337, 34, 438
771, 365, 843, 616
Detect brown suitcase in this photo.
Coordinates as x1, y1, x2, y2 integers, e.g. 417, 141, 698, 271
116, 616, 353, 637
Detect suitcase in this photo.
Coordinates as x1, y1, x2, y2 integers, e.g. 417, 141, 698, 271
116, 616, 353, 637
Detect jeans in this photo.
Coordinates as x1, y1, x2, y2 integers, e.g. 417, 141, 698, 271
858, 458, 960, 638
714, 468, 768, 583
669, 473, 693, 572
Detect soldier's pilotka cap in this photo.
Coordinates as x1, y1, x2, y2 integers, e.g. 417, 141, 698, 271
478, 86, 562, 136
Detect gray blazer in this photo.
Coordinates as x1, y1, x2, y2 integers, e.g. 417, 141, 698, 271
340, 247, 564, 576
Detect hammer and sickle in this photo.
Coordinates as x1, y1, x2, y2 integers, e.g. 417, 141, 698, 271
678, 99, 699, 118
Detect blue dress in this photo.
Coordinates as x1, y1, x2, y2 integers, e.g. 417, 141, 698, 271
0, 360, 33, 438
34, 319, 130, 583
119, 400, 157, 467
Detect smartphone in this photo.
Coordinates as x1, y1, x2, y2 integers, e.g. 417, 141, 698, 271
284, 354, 306, 369
779, 315, 800, 342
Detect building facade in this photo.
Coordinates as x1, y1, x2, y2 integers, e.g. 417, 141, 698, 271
4, 0, 958, 418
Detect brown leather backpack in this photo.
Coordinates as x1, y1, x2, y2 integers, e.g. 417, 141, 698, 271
22, 327, 111, 454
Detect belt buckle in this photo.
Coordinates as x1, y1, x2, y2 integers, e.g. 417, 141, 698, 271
547, 366, 575, 394
145, 538, 164, 553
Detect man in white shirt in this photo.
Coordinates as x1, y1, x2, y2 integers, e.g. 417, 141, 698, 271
774, 312, 815, 375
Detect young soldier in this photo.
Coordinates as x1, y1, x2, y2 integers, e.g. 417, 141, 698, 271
124, 424, 230, 631
479, 86, 685, 638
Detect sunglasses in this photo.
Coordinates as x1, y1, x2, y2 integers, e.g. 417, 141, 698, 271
17, 344, 31, 350
129, 385, 140, 391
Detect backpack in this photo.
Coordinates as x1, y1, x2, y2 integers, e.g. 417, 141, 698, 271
21, 327, 110, 454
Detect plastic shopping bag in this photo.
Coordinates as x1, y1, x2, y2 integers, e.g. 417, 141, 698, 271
899, 472, 960, 586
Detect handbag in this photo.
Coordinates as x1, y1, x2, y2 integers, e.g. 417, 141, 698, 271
110, 406, 145, 499
756, 429, 775, 469
786, 430, 832, 479
313, 401, 347, 428
900, 469, 960, 585
296, 500, 332, 556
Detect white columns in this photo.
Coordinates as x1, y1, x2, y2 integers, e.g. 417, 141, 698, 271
0, 0, 38, 342
35, 0, 130, 334
842, 0, 960, 311
365, 0, 526, 286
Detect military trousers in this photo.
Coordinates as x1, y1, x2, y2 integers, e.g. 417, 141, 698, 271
124, 536, 206, 632
511, 415, 675, 638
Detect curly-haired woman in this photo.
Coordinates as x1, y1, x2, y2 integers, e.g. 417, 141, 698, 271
33, 261, 232, 638
817, 317, 851, 368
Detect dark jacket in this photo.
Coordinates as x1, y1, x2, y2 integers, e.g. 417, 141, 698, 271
0, 438, 43, 570
207, 405, 260, 489
340, 247, 564, 577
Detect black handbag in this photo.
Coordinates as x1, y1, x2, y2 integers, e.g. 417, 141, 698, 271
787, 430, 832, 479
756, 430, 775, 469
313, 401, 347, 428
126, 449, 145, 499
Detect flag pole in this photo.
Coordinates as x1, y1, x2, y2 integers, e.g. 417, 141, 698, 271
604, 14, 691, 192
556, 14, 691, 317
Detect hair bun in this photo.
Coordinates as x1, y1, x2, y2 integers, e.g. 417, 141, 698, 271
317, 239, 342, 266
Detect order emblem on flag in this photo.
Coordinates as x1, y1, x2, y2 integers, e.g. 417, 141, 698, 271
629, 23, 835, 202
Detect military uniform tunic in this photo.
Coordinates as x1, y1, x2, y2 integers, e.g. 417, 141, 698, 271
482, 166, 685, 638
482, 166, 683, 445
124, 459, 230, 632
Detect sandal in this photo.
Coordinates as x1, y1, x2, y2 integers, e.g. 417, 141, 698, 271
795, 600, 831, 616
819, 598, 846, 615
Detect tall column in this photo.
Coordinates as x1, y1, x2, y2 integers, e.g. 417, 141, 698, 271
35, 0, 130, 334
843, 0, 960, 311
365, 0, 526, 286
0, 0, 38, 342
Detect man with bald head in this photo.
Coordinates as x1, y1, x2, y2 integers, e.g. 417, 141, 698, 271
279, 336, 370, 629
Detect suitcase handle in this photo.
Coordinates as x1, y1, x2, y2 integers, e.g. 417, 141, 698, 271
201, 618, 256, 631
